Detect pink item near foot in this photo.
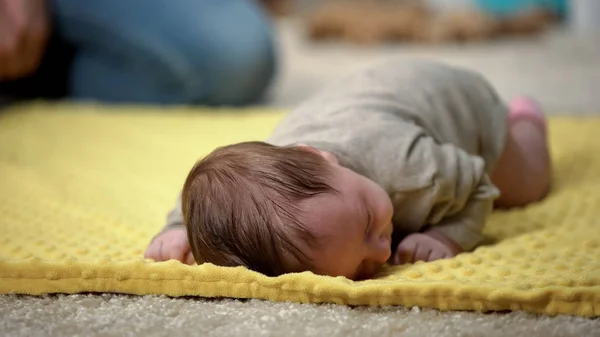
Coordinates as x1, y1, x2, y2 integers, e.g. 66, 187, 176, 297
508, 97, 548, 136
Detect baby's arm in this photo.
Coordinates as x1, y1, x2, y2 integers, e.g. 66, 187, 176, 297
393, 198, 492, 264
386, 130, 499, 264
144, 195, 195, 264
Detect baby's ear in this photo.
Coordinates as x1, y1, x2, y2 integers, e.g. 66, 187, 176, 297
295, 144, 339, 165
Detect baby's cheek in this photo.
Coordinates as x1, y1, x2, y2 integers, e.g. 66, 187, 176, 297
314, 253, 360, 279
377, 193, 395, 226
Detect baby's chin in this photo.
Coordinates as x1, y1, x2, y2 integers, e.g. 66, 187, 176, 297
354, 262, 386, 281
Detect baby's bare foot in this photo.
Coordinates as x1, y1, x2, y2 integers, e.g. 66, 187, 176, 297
509, 97, 552, 198
144, 228, 195, 265
491, 97, 553, 207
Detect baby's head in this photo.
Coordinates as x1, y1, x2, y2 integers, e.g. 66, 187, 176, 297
181, 141, 394, 280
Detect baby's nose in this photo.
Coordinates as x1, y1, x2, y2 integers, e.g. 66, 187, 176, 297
368, 235, 392, 264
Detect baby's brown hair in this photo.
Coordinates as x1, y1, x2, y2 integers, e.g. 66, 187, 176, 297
181, 141, 336, 276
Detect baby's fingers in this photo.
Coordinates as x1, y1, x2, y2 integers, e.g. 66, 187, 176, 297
393, 241, 417, 264
414, 246, 433, 262
428, 249, 449, 262
144, 240, 163, 261
163, 240, 190, 262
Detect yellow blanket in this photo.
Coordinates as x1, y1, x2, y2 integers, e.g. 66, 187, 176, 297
1, 103, 599, 317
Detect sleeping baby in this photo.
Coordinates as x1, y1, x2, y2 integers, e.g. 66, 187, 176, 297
144, 58, 552, 280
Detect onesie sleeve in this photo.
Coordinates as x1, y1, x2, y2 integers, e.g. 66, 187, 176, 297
429, 190, 493, 251
388, 128, 500, 251
160, 194, 186, 233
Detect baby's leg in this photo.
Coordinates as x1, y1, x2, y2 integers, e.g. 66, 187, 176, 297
491, 97, 552, 208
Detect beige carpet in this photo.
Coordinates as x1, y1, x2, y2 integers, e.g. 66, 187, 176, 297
1, 294, 599, 337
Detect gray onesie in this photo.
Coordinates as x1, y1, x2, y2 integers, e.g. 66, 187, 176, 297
163, 58, 507, 251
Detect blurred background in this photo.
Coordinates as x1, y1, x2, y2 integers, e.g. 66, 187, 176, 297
262, 0, 599, 114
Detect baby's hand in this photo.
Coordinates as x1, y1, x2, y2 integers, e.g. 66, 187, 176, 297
144, 228, 196, 265
392, 230, 462, 265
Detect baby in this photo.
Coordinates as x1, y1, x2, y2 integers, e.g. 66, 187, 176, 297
144, 58, 551, 280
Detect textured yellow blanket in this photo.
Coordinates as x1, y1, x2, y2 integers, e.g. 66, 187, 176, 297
1, 103, 599, 317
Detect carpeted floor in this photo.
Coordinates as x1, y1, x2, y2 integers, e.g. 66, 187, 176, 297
2, 294, 599, 337
2, 19, 600, 337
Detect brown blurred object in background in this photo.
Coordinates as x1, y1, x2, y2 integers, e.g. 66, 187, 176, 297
499, 8, 558, 36
306, 0, 558, 45
308, 1, 431, 44
260, 0, 292, 17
